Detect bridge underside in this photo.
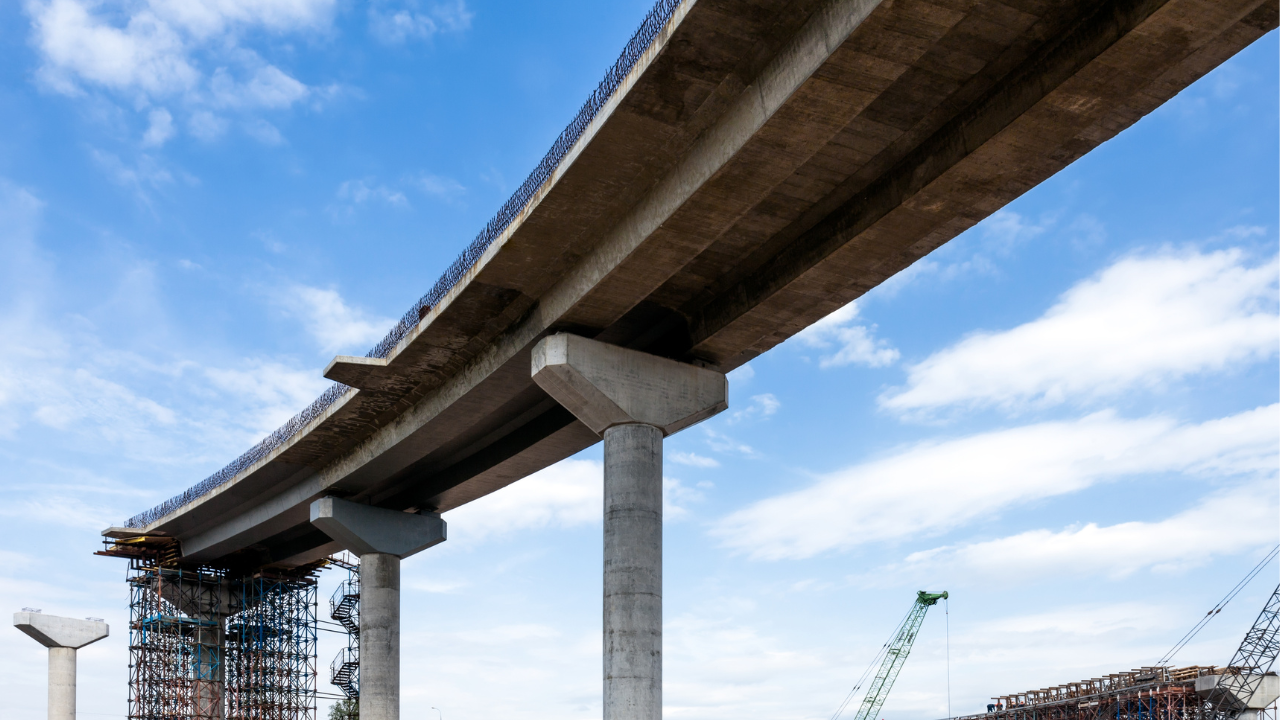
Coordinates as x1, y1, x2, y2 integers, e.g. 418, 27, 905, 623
106, 0, 1278, 572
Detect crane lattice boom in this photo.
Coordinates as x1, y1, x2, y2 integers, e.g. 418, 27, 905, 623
848, 591, 948, 720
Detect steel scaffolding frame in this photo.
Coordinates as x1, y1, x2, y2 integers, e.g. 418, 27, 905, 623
103, 537, 321, 720
225, 574, 318, 720
126, 559, 229, 720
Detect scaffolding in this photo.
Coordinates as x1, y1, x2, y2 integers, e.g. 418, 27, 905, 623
225, 574, 318, 720
100, 537, 322, 720
950, 666, 1277, 720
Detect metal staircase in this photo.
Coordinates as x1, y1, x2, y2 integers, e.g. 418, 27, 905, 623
328, 563, 360, 699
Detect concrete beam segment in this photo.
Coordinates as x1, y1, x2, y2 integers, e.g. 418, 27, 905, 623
361, 553, 401, 720
530, 334, 727, 436
602, 424, 663, 720
1196, 674, 1280, 710
309, 497, 446, 558
14, 613, 109, 720
14, 613, 109, 649
324, 355, 391, 391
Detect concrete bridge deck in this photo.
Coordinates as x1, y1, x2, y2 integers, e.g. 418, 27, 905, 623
105, 0, 1277, 571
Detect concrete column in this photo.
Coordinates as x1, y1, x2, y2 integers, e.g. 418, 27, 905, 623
310, 498, 445, 720
360, 553, 401, 720
14, 612, 109, 720
531, 333, 727, 720
603, 423, 664, 720
48, 647, 76, 720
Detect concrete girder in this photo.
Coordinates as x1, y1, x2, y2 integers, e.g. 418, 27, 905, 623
109, 0, 1277, 569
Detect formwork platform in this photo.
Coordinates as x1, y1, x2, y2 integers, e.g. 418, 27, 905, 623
953, 666, 1278, 720
99, 535, 328, 720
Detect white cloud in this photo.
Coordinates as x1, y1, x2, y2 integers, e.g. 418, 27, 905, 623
210, 64, 308, 109
25, 0, 335, 143
91, 149, 174, 201
369, 0, 473, 44
703, 427, 758, 458
279, 284, 394, 355
444, 459, 602, 540
664, 476, 705, 521
189, 109, 228, 140
670, 451, 719, 468
711, 404, 1278, 560
891, 481, 1278, 582
881, 248, 1280, 415
203, 360, 332, 436
793, 301, 899, 368
142, 107, 175, 146
336, 178, 409, 207
728, 393, 780, 424
416, 173, 465, 198
243, 118, 284, 145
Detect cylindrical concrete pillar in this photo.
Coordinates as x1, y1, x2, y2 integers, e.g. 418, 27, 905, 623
603, 423, 663, 720
48, 647, 76, 720
361, 552, 401, 720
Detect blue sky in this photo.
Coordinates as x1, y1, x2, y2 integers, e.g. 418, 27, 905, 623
0, 2, 1276, 720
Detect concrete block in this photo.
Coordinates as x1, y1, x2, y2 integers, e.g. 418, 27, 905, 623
324, 355, 390, 390
531, 333, 727, 436
1196, 674, 1280, 709
13, 613, 108, 649
310, 497, 446, 559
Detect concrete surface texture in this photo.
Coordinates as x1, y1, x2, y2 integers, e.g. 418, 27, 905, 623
13, 612, 109, 649
106, 0, 1277, 572
532, 337, 726, 720
1195, 674, 1280, 710
602, 424, 665, 720
14, 613, 109, 720
310, 497, 447, 558
360, 552, 402, 720
531, 333, 728, 435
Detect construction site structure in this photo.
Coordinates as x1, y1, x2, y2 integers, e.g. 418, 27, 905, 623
833, 591, 949, 720
98, 535, 325, 720
1201, 585, 1280, 720
328, 555, 360, 700
950, 665, 1277, 720
950, 584, 1280, 720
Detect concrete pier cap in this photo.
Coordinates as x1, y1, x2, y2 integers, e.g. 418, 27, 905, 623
15, 613, 109, 720
309, 497, 446, 559
13, 612, 108, 649
530, 333, 727, 436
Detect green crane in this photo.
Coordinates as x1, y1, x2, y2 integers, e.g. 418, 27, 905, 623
832, 591, 949, 720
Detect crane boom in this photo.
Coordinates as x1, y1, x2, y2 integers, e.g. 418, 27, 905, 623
1203, 583, 1280, 720
848, 591, 949, 720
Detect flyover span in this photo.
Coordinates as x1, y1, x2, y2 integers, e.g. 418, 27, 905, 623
100, 0, 1276, 717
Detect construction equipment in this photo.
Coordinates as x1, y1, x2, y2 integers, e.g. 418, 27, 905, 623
833, 591, 949, 720
1199, 583, 1280, 720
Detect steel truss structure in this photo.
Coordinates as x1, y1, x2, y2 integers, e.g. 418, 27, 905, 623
102, 538, 321, 720
1203, 585, 1280, 720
